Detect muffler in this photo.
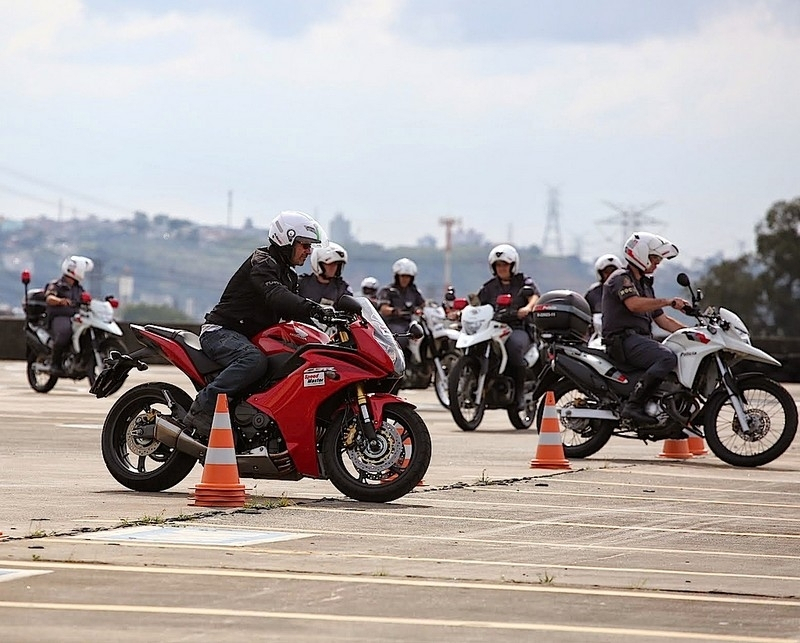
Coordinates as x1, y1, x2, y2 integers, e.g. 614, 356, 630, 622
154, 416, 207, 460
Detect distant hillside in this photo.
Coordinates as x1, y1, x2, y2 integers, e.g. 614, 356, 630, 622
0, 213, 692, 320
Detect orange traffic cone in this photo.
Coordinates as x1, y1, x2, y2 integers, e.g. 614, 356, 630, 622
191, 394, 247, 507
687, 435, 709, 456
658, 438, 693, 460
530, 391, 571, 470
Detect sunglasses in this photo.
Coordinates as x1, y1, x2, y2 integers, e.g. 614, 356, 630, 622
297, 242, 313, 250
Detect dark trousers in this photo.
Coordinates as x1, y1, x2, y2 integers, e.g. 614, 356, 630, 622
621, 333, 677, 380
49, 316, 72, 350
194, 327, 270, 413
506, 328, 532, 369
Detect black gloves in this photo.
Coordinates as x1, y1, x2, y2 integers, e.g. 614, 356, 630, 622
306, 301, 335, 325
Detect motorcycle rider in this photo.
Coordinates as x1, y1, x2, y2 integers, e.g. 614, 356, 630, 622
477, 244, 540, 410
184, 210, 333, 435
601, 231, 690, 424
298, 241, 353, 306
45, 256, 94, 376
378, 258, 425, 358
356, 276, 380, 309
585, 254, 623, 314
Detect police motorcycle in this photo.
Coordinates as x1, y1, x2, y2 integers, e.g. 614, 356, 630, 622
447, 286, 543, 431
529, 275, 797, 467
21, 269, 127, 393
400, 288, 461, 408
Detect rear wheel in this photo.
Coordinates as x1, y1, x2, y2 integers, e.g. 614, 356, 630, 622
704, 376, 798, 467
26, 351, 58, 393
535, 379, 614, 458
101, 382, 197, 491
321, 403, 431, 502
448, 355, 486, 431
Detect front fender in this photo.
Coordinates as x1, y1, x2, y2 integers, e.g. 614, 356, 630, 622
364, 393, 416, 428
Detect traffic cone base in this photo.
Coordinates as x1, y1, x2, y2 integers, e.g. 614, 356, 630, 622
658, 438, 694, 460
191, 394, 247, 508
530, 391, 571, 470
687, 435, 709, 456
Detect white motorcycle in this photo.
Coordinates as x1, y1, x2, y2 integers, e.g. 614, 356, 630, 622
22, 270, 127, 393
405, 300, 461, 408
448, 289, 542, 431
530, 275, 798, 467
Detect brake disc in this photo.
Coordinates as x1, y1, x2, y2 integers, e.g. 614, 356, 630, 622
346, 422, 404, 474
126, 410, 161, 456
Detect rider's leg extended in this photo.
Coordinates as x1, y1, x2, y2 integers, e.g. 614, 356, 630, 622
506, 329, 531, 411
619, 335, 677, 424
186, 327, 270, 435
49, 316, 72, 376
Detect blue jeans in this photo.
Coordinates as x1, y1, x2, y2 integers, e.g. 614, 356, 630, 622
193, 327, 270, 414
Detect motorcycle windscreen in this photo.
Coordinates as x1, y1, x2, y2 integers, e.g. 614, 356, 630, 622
352, 296, 405, 375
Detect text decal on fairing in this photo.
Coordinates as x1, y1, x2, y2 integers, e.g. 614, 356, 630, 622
303, 368, 327, 387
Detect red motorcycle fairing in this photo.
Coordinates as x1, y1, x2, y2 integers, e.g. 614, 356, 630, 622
246, 342, 401, 477
252, 321, 329, 355
136, 327, 207, 388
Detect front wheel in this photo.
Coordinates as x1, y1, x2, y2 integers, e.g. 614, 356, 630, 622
321, 403, 431, 502
448, 355, 486, 431
101, 382, 197, 491
433, 351, 460, 409
507, 377, 537, 430
535, 379, 614, 458
26, 351, 58, 393
704, 376, 798, 467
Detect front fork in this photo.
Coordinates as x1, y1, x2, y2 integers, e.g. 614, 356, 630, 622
716, 355, 752, 434
354, 383, 379, 444
471, 344, 491, 406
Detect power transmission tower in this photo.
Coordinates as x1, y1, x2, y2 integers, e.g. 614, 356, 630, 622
597, 201, 665, 248
439, 216, 461, 289
542, 187, 563, 256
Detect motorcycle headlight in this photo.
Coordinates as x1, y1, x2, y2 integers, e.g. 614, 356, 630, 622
462, 319, 482, 335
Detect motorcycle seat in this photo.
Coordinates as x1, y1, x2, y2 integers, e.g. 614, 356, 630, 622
143, 325, 222, 375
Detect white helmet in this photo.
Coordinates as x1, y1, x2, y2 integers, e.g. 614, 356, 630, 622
488, 244, 519, 275
623, 232, 679, 271
594, 253, 623, 278
268, 210, 326, 247
360, 276, 379, 294
61, 255, 94, 282
392, 257, 418, 277
310, 242, 348, 277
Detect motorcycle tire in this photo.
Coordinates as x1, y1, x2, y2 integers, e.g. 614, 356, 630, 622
26, 352, 58, 393
703, 376, 798, 467
507, 393, 536, 430
434, 351, 460, 409
321, 403, 432, 503
88, 338, 129, 390
535, 379, 614, 458
101, 382, 197, 492
448, 355, 486, 431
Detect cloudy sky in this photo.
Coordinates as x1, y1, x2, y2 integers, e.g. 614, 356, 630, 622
1, 0, 799, 263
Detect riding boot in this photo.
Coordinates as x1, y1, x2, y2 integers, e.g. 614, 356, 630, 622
620, 374, 659, 425
184, 398, 214, 437
510, 365, 527, 411
50, 346, 67, 377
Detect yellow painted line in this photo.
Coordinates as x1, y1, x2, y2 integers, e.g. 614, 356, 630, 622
2, 561, 800, 608
289, 506, 800, 540
0, 601, 794, 642
404, 494, 800, 523
41, 537, 800, 583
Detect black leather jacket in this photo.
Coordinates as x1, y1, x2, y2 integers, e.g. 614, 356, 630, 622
205, 245, 315, 338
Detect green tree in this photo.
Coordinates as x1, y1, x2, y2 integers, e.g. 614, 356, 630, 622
121, 303, 194, 324
755, 198, 800, 336
698, 255, 771, 334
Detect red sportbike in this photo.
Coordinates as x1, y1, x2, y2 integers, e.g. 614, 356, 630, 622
92, 295, 431, 502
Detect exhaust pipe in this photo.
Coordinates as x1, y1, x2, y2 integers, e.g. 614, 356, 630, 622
154, 416, 207, 460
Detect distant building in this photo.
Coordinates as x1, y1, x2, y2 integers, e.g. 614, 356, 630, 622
328, 212, 355, 245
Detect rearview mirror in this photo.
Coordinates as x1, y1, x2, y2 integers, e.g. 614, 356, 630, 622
676, 273, 690, 287
408, 321, 424, 339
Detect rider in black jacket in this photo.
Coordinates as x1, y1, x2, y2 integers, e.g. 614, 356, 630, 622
185, 210, 332, 434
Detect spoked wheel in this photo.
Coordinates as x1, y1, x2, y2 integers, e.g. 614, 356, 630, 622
101, 382, 197, 491
321, 403, 431, 502
433, 351, 460, 409
535, 379, 614, 458
448, 355, 486, 431
88, 338, 129, 390
26, 352, 58, 393
704, 376, 798, 467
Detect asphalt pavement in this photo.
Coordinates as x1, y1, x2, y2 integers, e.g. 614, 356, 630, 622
1, 360, 798, 642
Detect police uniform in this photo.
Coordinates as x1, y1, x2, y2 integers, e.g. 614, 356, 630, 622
584, 281, 603, 314
601, 267, 677, 381
297, 274, 353, 306
45, 277, 85, 363
377, 281, 425, 352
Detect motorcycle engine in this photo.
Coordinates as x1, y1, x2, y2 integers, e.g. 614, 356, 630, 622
233, 401, 284, 453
